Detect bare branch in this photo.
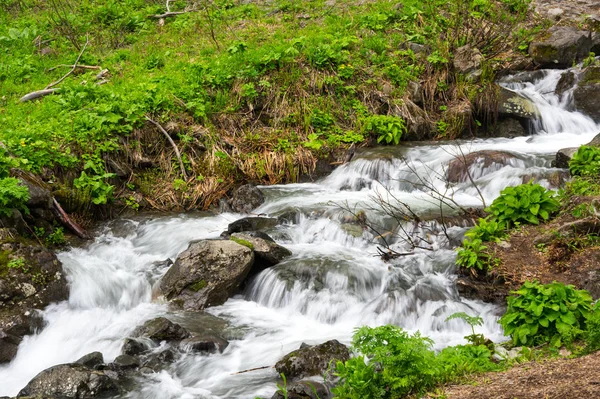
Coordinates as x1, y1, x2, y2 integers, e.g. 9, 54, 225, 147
144, 116, 189, 180
47, 64, 101, 72
46, 34, 89, 89
19, 89, 60, 102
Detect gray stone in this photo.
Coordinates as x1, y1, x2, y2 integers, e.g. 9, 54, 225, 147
179, 334, 229, 354
554, 147, 578, 169
529, 26, 593, 68
76, 352, 104, 369
489, 117, 527, 138
229, 184, 265, 213
18, 363, 119, 398
227, 217, 278, 233
573, 65, 600, 122
271, 380, 333, 399
112, 354, 140, 369
498, 86, 539, 119
275, 340, 350, 381
131, 317, 190, 343
546, 7, 564, 20
453, 45, 483, 75
120, 338, 149, 357
555, 70, 576, 99
160, 240, 254, 310
446, 150, 519, 183
231, 232, 292, 270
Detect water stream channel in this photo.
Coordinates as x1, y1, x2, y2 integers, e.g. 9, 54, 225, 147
1, 67, 599, 398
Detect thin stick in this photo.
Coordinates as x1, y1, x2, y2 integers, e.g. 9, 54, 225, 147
47, 64, 101, 72
231, 365, 273, 375
19, 88, 60, 102
144, 116, 189, 180
46, 34, 89, 90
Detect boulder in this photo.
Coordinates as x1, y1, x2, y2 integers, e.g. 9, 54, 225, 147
159, 240, 254, 310
76, 352, 104, 369
131, 317, 190, 343
120, 338, 148, 357
229, 184, 265, 213
231, 232, 292, 271
275, 340, 350, 381
498, 86, 539, 120
271, 380, 333, 399
554, 147, 578, 169
573, 65, 600, 122
453, 45, 483, 78
18, 363, 119, 398
227, 217, 278, 234
179, 334, 229, 354
488, 117, 527, 138
446, 150, 518, 183
555, 70, 576, 99
110, 354, 140, 369
593, 32, 600, 55
529, 26, 592, 68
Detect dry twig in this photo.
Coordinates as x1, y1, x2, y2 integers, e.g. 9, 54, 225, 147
144, 116, 189, 180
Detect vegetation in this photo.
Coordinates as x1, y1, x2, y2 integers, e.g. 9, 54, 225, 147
568, 146, 600, 177
487, 182, 560, 227
0, 0, 537, 215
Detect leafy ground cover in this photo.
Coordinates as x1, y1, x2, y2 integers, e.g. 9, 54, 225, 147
1, 0, 537, 216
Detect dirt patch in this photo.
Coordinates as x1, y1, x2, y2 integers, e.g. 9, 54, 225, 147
441, 351, 600, 399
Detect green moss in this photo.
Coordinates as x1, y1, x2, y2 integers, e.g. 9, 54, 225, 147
189, 279, 207, 292
230, 236, 254, 250
0, 250, 10, 277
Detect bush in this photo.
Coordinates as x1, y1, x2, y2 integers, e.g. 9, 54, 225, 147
0, 177, 30, 217
456, 238, 491, 271
569, 146, 600, 177
361, 115, 406, 145
486, 182, 559, 227
584, 303, 600, 353
465, 217, 507, 242
499, 280, 593, 347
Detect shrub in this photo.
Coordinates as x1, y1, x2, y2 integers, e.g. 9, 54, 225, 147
456, 238, 490, 271
0, 177, 30, 217
486, 182, 559, 227
569, 146, 600, 177
584, 303, 600, 353
437, 344, 500, 380
361, 115, 406, 145
499, 280, 593, 347
465, 217, 507, 243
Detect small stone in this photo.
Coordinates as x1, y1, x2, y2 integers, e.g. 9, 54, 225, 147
547, 7, 564, 20
112, 354, 140, 369
76, 352, 104, 369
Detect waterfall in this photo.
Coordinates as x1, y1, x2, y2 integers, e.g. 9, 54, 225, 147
1, 67, 598, 399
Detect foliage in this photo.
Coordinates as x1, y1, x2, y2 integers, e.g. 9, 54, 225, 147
486, 182, 560, 227
7, 257, 28, 273
0, 177, 30, 217
584, 303, 600, 353
465, 217, 507, 242
569, 146, 600, 177
499, 280, 593, 347
46, 227, 66, 246
361, 115, 406, 145
436, 344, 500, 380
456, 238, 491, 271
445, 312, 487, 346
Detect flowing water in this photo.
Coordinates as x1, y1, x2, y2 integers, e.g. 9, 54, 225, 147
1, 68, 599, 398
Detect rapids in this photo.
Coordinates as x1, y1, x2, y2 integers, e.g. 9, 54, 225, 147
1, 67, 599, 398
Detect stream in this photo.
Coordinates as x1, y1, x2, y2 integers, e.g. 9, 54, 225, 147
1, 68, 599, 398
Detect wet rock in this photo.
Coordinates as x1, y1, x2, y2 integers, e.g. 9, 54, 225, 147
111, 354, 140, 369
131, 317, 190, 343
587, 132, 600, 147
488, 117, 528, 138
231, 232, 292, 271
160, 240, 254, 310
555, 70, 576, 99
120, 338, 149, 357
179, 334, 229, 354
593, 32, 600, 55
271, 380, 333, 399
229, 184, 265, 213
139, 347, 178, 373
275, 340, 350, 381
18, 363, 120, 398
227, 217, 278, 234
529, 26, 592, 68
498, 86, 539, 119
573, 65, 600, 122
76, 352, 104, 369
446, 150, 518, 183
340, 223, 364, 238
554, 147, 578, 169
17, 178, 51, 208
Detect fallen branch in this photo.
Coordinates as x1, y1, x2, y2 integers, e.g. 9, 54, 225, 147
149, 10, 189, 18
46, 34, 89, 89
144, 116, 189, 180
19, 89, 60, 102
47, 64, 101, 72
231, 365, 273, 375
52, 198, 91, 240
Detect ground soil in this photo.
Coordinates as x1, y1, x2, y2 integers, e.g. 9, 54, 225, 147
440, 351, 600, 399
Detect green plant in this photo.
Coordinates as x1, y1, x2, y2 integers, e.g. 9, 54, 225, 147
446, 312, 487, 346
486, 182, 560, 227
569, 146, 600, 176
583, 52, 597, 68
333, 356, 383, 399
0, 177, 30, 217
436, 344, 500, 380
7, 257, 28, 273
499, 280, 593, 347
276, 373, 289, 399
361, 115, 406, 145
456, 238, 490, 271
584, 303, 600, 353
46, 227, 66, 246
465, 217, 507, 243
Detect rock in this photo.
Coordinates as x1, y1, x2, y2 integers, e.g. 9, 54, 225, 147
159, 240, 254, 310
498, 86, 539, 119
275, 340, 350, 381
131, 317, 190, 343
554, 147, 578, 169
340, 223, 364, 238
179, 334, 229, 354
587, 132, 600, 147
407, 81, 423, 105
229, 184, 265, 213
76, 352, 104, 369
573, 65, 600, 122
592, 32, 600, 55
446, 150, 518, 183
17, 178, 51, 208
555, 71, 576, 99
18, 363, 119, 398
111, 354, 140, 369
227, 217, 278, 233
488, 117, 527, 138
529, 26, 592, 68
546, 7, 564, 20
120, 338, 148, 356
231, 232, 292, 270
271, 380, 333, 399
453, 45, 483, 77
139, 348, 178, 373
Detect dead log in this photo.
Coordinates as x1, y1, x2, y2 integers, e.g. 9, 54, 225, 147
19, 89, 60, 102
51, 198, 91, 240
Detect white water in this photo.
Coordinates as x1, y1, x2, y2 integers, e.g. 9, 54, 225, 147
1, 68, 599, 398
